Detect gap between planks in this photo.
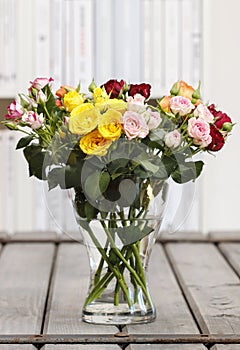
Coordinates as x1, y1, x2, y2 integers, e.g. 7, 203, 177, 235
42, 346, 121, 350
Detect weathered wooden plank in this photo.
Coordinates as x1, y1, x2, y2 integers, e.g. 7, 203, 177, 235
0, 232, 8, 240
0, 231, 82, 243
211, 346, 240, 350
219, 243, 240, 275
208, 231, 240, 242
9, 231, 58, 241
127, 345, 207, 350
43, 346, 120, 350
160, 231, 206, 242
44, 243, 118, 334
166, 243, 240, 334
0, 346, 35, 349
125, 244, 200, 334
0, 243, 55, 334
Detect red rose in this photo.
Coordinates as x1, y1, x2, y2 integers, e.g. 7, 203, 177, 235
128, 83, 151, 99
206, 125, 225, 151
102, 79, 125, 98
208, 104, 232, 129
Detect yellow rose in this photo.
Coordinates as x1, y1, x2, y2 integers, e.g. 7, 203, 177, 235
71, 103, 94, 117
95, 99, 127, 114
63, 90, 84, 112
69, 108, 99, 135
98, 109, 122, 140
80, 129, 112, 156
93, 87, 109, 104
107, 99, 127, 113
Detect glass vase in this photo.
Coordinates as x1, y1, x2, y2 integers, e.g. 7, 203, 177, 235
69, 179, 168, 325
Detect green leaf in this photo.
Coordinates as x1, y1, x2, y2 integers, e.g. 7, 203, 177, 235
16, 135, 34, 149
83, 170, 103, 201
161, 155, 178, 176
47, 167, 65, 190
194, 160, 204, 178
117, 224, 153, 245
84, 202, 98, 220
99, 171, 110, 194
23, 145, 47, 180
134, 166, 149, 179
44, 84, 57, 112
149, 129, 165, 142
172, 160, 204, 183
107, 158, 129, 175
138, 159, 159, 174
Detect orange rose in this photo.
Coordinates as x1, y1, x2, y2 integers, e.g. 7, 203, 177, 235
171, 80, 201, 105
177, 80, 195, 100
56, 87, 67, 98
159, 95, 171, 113
56, 85, 76, 98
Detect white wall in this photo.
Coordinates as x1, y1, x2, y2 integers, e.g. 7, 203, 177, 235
201, 0, 240, 232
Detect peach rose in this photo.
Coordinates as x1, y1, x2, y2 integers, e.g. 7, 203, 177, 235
159, 96, 171, 113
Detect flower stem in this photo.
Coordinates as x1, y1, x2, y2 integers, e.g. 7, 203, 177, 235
94, 239, 109, 285
100, 220, 152, 306
83, 222, 133, 307
84, 271, 113, 306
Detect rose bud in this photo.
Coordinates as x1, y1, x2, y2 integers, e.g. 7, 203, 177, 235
56, 87, 67, 98
222, 122, 233, 132
56, 99, 62, 107
170, 82, 180, 96
88, 79, 97, 92
192, 81, 201, 100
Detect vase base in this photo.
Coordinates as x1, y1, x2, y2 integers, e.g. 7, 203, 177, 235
82, 302, 156, 325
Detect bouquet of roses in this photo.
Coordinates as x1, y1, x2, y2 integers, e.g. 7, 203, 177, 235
2, 77, 233, 320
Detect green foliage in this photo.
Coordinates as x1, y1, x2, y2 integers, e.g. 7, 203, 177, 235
16, 135, 34, 149
117, 224, 153, 245
23, 144, 47, 180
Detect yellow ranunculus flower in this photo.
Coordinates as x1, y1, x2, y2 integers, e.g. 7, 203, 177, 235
98, 109, 122, 140
69, 108, 99, 135
93, 87, 109, 104
71, 102, 94, 117
80, 129, 112, 156
95, 98, 127, 114
63, 90, 84, 112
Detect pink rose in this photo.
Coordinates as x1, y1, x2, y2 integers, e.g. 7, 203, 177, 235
144, 109, 162, 130
170, 96, 194, 116
5, 100, 23, 120
188, 117, 212, 147
127, 93, 146, 113
29, 77, 54, 90
194, 103, 214, 123
22, 111, 44, 129
164, 130, 181, 148
122, 111, 149, 140
36, 90, 47, 103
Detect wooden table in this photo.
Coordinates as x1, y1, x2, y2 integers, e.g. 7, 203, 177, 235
0, 231, 240, 349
